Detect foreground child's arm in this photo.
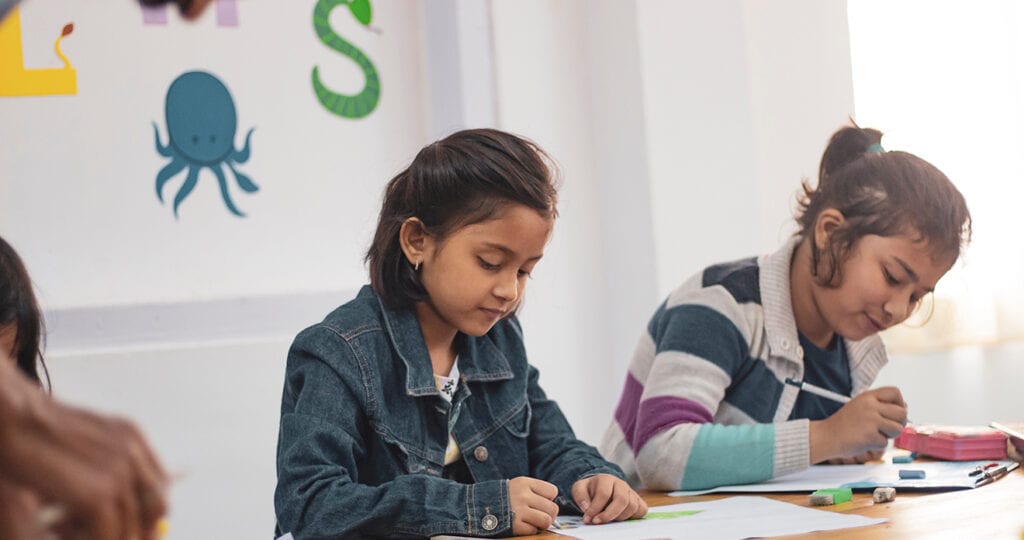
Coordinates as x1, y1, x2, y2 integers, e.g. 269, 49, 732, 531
276, 327, 514, 538
631, 304, 906, 491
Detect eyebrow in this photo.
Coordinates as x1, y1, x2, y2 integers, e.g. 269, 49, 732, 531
481, 242, 542, 262
893, 256, 934, 293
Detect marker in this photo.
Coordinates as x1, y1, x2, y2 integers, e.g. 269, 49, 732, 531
784, 378, 850, 404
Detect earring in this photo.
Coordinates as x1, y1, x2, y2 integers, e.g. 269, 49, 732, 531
414, 260, 420, 271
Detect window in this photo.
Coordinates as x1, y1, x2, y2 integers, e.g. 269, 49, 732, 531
848, 0, 1024, 352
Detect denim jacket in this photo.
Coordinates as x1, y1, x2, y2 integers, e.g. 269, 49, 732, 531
275, 286, 623, 539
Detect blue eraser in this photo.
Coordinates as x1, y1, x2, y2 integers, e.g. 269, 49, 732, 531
899, 469, 926, 479
892, 455, 914, 464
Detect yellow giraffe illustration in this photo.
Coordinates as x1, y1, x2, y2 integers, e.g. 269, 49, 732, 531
0, 7, 76, 96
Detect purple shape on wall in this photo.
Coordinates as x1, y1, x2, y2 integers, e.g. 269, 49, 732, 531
142, 5, 168, 25
216, 0, 238, 27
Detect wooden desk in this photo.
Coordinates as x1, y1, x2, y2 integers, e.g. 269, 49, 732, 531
522, 467, 1024, 539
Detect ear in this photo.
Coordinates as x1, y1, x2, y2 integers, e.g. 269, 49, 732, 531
399, 218, 431, 268
813, 208, 845, 251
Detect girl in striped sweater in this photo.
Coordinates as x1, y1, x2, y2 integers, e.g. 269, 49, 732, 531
601, 124, 972, 490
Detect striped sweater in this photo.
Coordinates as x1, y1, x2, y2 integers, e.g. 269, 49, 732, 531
600, 238, 888, 491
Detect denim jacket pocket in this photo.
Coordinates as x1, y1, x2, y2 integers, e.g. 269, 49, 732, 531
501, 400, 532, 439
376, 427, 443, 477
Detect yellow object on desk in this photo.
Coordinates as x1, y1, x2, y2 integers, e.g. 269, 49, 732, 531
35, 505, 170, 537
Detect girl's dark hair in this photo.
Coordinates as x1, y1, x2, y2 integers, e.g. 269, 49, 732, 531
366, 128, 559, 309
0, 236, 49, 388
796, 124, 972, 286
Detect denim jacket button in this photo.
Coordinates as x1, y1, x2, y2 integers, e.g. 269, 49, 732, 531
481, 513, 498, 531
474, 446, 489, 462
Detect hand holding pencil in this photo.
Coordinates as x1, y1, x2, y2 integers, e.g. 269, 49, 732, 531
808, 385, 908, 464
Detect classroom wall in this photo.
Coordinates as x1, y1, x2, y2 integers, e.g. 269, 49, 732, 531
3, 2, 1022, 538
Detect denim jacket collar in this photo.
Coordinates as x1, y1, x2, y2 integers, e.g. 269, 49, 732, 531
368, 286, 515, 397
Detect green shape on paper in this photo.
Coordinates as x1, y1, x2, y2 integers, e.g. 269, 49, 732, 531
640, 509, 703, 520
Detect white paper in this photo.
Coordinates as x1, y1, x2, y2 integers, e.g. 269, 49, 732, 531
669, 460, 1015, 496
549, 496, 885, 540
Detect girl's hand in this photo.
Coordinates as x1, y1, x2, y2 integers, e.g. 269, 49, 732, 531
0, 360, 169, 540
508, 477, 559, 535
810, 386, 907, 463
571, 474, 647, 525
824, 449, 885, 464
0, 478, 42, 540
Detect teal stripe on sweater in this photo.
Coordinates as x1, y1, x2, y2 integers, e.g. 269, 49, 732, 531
680, 423, 775, 490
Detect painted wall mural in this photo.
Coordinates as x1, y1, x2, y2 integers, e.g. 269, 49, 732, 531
1, 1, 429, 310
0, 7, 75, 96
311, 0, 380, 119
153, 71, 257, 218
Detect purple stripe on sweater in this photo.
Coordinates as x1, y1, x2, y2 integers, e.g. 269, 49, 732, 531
632, 395, 714, 454
613, 373, 645, 448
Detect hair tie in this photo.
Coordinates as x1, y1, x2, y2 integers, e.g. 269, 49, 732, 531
866, 142, 885, 153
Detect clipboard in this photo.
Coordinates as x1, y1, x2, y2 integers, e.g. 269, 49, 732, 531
990, 421, 1024, 461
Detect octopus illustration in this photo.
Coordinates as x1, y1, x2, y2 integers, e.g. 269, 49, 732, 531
152, 71, 257, 218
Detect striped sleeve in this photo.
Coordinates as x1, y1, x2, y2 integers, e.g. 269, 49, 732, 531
629, 299, 808, 490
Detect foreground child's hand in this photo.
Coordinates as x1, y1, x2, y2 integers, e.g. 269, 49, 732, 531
572, 474, 647, 525
810, 386, 907, 463
509, 477, 559, 535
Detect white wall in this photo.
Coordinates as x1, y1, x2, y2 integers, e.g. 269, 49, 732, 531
489, 0, 857, 442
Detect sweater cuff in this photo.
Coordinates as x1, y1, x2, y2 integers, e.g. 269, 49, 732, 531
774, 419, 810, 477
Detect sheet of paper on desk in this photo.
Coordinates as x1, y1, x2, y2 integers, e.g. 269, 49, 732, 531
549, 496, 885, 540
669, 460, 1017, 496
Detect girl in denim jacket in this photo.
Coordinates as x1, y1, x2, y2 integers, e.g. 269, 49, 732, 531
275, 129, 647, 538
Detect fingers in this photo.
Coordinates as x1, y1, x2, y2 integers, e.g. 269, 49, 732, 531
509, 477, 558, 536
571, 479, 591, 513
632, 493, 648, 519
871, 386, 905, 407
578, 475, 646, 525
528, 478, 558, 501
583, 477, 613, 524
9, 396, 169, 540
877, 401, 908, 425
518, 506, 556, 533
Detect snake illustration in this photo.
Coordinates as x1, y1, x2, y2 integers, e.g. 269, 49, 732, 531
311, 0, 380, 119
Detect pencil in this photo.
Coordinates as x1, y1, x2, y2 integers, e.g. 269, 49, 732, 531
784, 377, 851, 404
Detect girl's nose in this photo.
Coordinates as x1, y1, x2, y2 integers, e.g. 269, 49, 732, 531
494, 271, 519, 302
883, 293, 913, 323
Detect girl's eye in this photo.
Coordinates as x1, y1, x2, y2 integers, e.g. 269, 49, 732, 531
478, 258, 500, 271
883, 268, 901, 286
517, 269, 532, 279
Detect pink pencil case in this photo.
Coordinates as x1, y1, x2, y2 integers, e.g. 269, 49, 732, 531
895, 425, 1008, 461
